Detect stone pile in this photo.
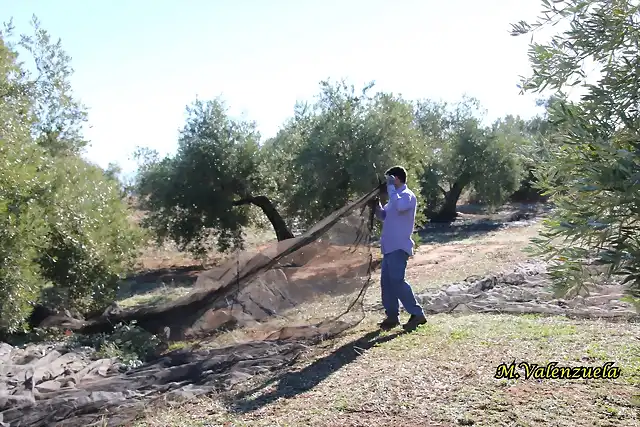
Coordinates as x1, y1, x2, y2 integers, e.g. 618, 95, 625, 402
416, 260, 638, 320
0, 339, 305, 426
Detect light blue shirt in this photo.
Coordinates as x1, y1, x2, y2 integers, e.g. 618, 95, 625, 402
375, 183, 417, 256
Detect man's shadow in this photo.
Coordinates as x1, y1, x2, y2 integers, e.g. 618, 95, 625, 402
226, 329, 404, 413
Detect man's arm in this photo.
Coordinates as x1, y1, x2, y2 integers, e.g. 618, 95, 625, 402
386, 184, 414, 212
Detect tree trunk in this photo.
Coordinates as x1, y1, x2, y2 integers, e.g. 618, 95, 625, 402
233, 195, 294, 241
430, 175, 470, 223
509, 168, 548, 203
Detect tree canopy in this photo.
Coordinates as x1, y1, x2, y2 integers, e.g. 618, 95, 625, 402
0, 18, 144, 333
415, 97, 534, 221
134, 97, 267, 256
512, 0, 640, 301
133, 79, 550, 256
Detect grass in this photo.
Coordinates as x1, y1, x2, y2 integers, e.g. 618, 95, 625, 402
117, 226, 278, 308
128, 217, 640, 427
137, 313, 640, 427
119, 284, 193, 307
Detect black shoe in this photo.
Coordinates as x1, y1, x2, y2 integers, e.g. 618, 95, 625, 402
402, 314, 427, 332
379, 317, 400, 331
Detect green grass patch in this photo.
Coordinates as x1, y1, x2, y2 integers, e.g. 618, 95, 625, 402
118, 285, 192, 308
449, 328, 472, 341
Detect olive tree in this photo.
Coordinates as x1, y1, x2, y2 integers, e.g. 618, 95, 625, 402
134, 97, 292, 257
0, 19, 143, 332
281, 79, 429, 228
415, 97, 527, 222
512, 0, 640, 301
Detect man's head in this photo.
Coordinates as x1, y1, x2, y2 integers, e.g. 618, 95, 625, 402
385, 166, 407, 187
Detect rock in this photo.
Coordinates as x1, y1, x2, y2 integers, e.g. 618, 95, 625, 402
448, 294, 476, 305
470, 277, 496, 292
566, 295, 585, 307
426, 296, 452, 312
35, 380, 62, 393
49, 352, 87, 375
73, 358, 115, 383
0, 391, 36, 408
584, 295, 615, 305
0, 344, 12, 364
501, 272, 526, 286
451, 304, 473, 314
445, 284, 464, 295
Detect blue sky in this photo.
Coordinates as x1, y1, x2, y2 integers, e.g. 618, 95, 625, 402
3, 0, 551, 177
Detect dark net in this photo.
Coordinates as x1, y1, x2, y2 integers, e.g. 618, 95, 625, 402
1, 186, 382, 427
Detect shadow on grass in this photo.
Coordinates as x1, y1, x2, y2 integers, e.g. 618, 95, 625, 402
413, 202, 550, 245
370, 221, 508, 248
416, 221, 506, 245
226, 329, 404, 414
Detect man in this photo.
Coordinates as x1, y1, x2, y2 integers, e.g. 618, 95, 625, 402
373, 166, 427, 332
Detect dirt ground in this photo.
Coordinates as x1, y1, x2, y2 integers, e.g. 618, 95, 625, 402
130, 216, 640, 427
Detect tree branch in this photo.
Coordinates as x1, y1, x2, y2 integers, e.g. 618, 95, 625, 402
232, 197, 254, 206
232, 195, 294, 241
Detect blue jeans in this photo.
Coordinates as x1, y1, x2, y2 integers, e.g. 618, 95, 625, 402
380, 249, 423, 318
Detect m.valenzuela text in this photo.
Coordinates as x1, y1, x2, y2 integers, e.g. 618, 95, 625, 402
494, 361, 621, 380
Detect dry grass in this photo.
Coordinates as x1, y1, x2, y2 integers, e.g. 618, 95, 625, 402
408, 223, 542, 292
129, 220, 640, 427
118, 225, 277, 308
133, 226, 277, 272
137, 312, 640, 427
